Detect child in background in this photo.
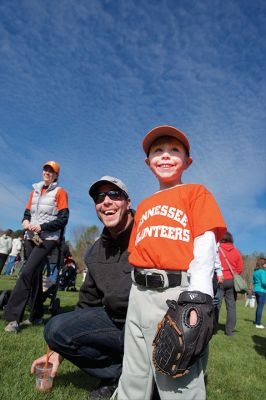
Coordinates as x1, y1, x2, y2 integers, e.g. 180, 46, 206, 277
117, 125, 226, 400
82, 266, 88, 282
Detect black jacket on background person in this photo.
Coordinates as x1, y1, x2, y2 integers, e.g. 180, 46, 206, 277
47, 240, 72, 266
77, 219, 134, 323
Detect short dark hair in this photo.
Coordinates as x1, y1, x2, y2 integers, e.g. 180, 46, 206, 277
255, 257, 266, 270
5, 229, 13, 237
220, 231, 233, 243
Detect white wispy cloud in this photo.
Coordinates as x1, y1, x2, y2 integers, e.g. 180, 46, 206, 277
0, 0, 265, 253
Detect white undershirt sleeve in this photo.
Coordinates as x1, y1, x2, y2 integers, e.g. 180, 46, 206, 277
187, 231, 217, 297
214, 243, 223, 277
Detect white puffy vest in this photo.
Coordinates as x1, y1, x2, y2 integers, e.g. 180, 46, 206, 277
30, 181, 62, 240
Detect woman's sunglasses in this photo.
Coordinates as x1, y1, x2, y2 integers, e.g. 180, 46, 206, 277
93, 190, 127, 204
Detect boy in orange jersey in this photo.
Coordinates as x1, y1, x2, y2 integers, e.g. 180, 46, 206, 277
116, 126, 227, 400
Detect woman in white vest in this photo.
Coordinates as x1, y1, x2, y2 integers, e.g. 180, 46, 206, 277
4, 161, 69, 333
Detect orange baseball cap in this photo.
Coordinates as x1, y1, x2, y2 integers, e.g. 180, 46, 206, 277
43, 161, 60, 174
142, 125, 190, 156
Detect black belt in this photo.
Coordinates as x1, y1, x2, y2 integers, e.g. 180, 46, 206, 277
134, 269, 182, 289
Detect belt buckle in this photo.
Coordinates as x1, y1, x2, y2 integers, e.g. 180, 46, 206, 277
157, 270, 170, 289
145, 272, 153, 287
146, 271, 169, 289
145, 272, 164, 289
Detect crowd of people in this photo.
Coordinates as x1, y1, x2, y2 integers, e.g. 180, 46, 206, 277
0, 125, 265, 400
0, 229, 21, 275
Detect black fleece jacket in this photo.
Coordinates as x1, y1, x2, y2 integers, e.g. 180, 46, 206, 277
76, 218, 134, 323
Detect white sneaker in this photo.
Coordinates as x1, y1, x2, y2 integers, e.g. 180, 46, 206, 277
4, 321, 19, 333
19, 319, 32, 326
255, 325, 265, 329
20, 318, 43, 327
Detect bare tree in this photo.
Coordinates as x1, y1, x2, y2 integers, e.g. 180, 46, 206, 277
70, 225, 100, 270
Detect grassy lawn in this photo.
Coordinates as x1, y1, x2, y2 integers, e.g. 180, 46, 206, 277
0, 274, 265, 400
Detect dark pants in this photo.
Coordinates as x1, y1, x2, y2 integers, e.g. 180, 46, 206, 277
44, 307, 124, 381
4, 239, 56, 323
213, 280, 221, 331
255, 291, 266, 325
218, 279, 237, 336
0, 253, 9, 274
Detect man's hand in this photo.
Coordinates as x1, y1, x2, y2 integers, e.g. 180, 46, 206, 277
217, 275, 224, 284
31, 352, 63, 378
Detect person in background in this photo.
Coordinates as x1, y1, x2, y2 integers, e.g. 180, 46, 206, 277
82, 265, 88, 282
46, 239, 72, 284
0, 229, 13, 274
252, 257, 266, 329
213, 247, 224, 332
4, 161, 69, 332
4, 235, 23, 276
218, 231, 243, 336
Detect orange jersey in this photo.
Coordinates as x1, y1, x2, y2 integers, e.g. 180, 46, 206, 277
26, 187, 68, 211
129, 184, 226, 271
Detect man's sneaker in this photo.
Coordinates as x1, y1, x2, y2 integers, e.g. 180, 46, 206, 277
4, 321, 19, 333
20, 318, 44, 327
255, 324, 265, 329
89, 380, 117, 400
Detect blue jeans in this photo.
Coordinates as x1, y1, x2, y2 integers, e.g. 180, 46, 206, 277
213, 283, 222, 331
4, 256, 16, 275
44, 307, 124, 381
48, 263, 59, 282
255, 291, 266, 325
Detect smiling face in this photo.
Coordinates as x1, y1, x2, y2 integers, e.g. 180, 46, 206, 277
42, 166, 58, 185
146, 136, 192, 189
94, 183, 132, 237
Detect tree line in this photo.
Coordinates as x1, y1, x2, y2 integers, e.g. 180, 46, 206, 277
69, 226, 265, 285
1, 227, 265, 284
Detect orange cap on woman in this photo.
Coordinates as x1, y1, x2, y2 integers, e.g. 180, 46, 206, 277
43, 161, 60, 174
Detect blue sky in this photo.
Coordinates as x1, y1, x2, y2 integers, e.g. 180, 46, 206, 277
0, 0, 265, 256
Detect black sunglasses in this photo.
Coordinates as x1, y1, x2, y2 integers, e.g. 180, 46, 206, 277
93, 190, 127, 204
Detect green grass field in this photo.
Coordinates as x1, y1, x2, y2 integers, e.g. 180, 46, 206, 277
0, 274, 265, 400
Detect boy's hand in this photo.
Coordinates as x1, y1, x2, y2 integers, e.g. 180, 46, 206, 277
189, 309, 197, 325
31, 352, 63, 378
